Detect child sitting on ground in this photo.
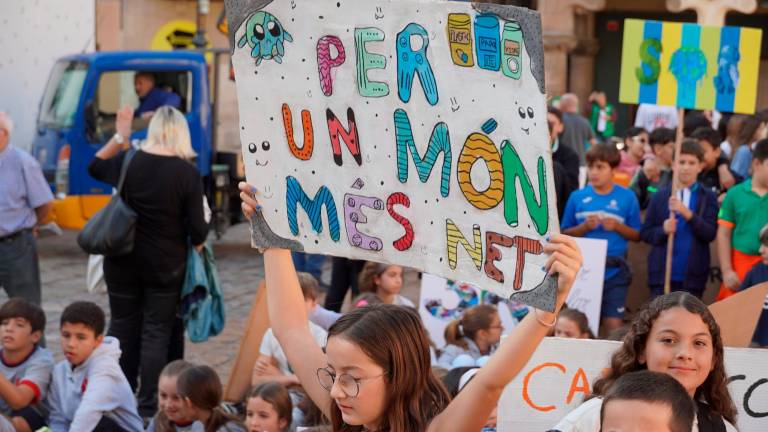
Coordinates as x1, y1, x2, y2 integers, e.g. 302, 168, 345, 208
47, 301, 143, 432
176, 365, 245, 432
0, 298, 54, 432
253, 272, 328, 389
357, 262, 414, 307
600, 370, 695, 432
147, 360, 203, 431
554, 308, 594, 339
438, 305, 502, 369
245, 381, 292, 432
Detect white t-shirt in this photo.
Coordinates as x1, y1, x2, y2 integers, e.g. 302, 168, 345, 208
634, 103, 679, 132
260, 323, 328, 375
550, 397, 737, 432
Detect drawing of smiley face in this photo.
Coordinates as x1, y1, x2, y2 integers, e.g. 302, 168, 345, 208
517, 105, 535, 135
248, 141, 271, 166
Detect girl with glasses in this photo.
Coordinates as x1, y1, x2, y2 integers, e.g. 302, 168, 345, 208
239, 182, 583, 432
437, 305, 503, 369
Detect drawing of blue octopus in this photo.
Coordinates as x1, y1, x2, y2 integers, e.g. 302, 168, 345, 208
237, 11, 293, 66
713, 45, 740, 95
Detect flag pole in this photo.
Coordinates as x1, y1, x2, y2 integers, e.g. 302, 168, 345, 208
663, 107, 685, 294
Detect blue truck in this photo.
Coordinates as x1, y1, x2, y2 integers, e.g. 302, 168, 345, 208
31, 49, 242, 235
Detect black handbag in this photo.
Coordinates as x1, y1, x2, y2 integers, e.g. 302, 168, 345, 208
77, 150, 138, 256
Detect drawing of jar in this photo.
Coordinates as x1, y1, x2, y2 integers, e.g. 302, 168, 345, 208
474, 14, 501, 71
447, 13, 474, 67
501, 20, 523, 80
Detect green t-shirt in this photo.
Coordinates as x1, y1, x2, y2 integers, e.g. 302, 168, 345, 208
718, 179, 768, 255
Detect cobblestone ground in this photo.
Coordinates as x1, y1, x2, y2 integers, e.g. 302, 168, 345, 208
18, 222, 420, 385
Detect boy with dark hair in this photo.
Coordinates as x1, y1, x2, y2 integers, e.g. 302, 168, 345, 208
46, 301, 143, 432
741, 224, 768, 347
641, 140, 718, 298
717, 139, 768, 300
0, 298, 54, 432
691, 126, 740, 198
600, 370, 695, 432
562, 144, 641, 334
630, 127, 675, 209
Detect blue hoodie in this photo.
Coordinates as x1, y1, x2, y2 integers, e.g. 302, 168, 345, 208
46, 336, 143, 432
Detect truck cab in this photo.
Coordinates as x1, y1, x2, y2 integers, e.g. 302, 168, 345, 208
32, 51, 231, 231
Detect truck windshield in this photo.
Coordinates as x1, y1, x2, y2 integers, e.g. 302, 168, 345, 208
38, 60, 88, 128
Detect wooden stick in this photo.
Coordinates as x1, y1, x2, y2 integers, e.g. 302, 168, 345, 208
224, 281, 270, 402
663, 108, 686, 294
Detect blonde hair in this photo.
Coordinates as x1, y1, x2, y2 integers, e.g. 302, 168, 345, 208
144, 106, 196, 159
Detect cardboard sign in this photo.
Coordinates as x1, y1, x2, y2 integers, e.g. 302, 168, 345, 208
227, 0, 559, 307
418, 273, 529, 349
498, 338, 768, 431
418, 237, 604, 346
619, 19, 762, 114
565, 238, 606, 336
710, 282, 768, 348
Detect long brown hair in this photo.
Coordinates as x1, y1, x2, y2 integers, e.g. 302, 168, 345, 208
444, 305, 498, 349
176, 365, 244, 432
153, 360, 195, 432
357, 262, 394, 294
247, 381, 292, 431
327, 304, 450, 432
557, 308, 595, 339
591, 292, 737, 424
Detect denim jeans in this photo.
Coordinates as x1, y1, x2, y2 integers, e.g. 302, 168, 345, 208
103, 254, 185, 417
291, 251, 326, 282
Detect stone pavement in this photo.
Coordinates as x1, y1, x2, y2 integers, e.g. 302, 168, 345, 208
18, 223, 263, 385
20, 222, 420, 386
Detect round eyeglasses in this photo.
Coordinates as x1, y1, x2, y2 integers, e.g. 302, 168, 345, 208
316, 367, 387, 398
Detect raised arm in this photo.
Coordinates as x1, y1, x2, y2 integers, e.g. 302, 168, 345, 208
240, 182, 332, 417
428, 235, 582, 432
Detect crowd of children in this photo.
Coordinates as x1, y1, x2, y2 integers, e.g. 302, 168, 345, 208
555, 108, 768, 345
3, 106, 767, 432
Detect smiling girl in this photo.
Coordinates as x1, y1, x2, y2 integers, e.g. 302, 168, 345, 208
147, 360, 203, 432
239, 182, 583, 432
552, 291, 737, 431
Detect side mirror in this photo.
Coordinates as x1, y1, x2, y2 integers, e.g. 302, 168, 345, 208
84, 99, 98, 142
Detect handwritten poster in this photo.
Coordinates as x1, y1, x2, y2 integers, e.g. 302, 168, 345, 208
566, 237, 607, 336
226, 0, 559, 307
418, 273, 528, 348
619, 19, 762, 114
498, 338, 768, 431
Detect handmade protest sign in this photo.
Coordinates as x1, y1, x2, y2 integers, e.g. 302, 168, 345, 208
498, 338, 768, 431
226, 0, 558, 308
418, 238, 604, 346
563, 237, 606, 336
619, 19, 762, 114
418, 273, 528, 349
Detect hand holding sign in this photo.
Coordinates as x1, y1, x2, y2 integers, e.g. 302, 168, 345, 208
228, 0, 558, 309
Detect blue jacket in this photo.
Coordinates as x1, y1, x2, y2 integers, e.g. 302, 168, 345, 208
640, 185, 718, 290
181, 243, 225, 343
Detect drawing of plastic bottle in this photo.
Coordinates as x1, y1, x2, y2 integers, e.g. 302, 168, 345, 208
501, 20, 523, 80
474, 14, 500, 71
447, 13, 474, 67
